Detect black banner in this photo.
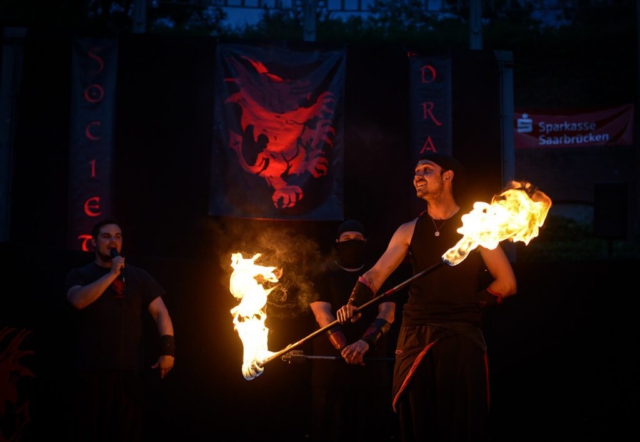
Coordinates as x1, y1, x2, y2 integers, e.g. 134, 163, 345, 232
408, 52, 452, 161
210, 43, 345, 220
68, 37, 118, 251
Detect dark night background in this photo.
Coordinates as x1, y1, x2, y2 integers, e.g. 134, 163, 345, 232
1, 5, 639, 441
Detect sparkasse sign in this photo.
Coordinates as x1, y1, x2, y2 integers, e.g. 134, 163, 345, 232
514, 104, 634, 149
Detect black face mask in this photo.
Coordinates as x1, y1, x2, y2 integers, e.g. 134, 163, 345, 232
335, 239, 367, 269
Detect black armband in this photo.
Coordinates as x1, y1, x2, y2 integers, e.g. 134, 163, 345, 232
348, 276, 374, 307
477, 288, 503, 308
160, 334, 175, 356
361, 318, 391, 347
326, 325, 348, 351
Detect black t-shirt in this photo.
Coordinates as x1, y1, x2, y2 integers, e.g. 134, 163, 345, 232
311, 260, 396, 388
65, 262, 165, 371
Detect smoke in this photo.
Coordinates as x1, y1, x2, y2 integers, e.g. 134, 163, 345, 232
208, 217, 330, 319
253, 226, 327, 318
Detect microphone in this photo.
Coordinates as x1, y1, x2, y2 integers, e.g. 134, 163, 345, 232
110, 248, 125, 285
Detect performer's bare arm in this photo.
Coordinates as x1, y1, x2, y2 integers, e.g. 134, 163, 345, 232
478, 245, 517, 298
310, 301, 336, 327
361, 219, 415, 293
337, 219, 416, 322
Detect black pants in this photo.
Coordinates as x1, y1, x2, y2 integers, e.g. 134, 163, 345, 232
72, 370, 143, 442
396, 335, 490, 442
310, 386, 394, 442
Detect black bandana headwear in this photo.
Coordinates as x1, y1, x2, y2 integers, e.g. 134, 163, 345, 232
335, 220, 367, 269
337, 219, 365, 237
418, 153, 467, 195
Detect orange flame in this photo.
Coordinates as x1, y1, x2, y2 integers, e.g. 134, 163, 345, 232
229, 252, 279, 380
443, 181, 552, 265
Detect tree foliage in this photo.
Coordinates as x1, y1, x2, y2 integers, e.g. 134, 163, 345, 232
0, 0, 638, 108
1, 0, 635, 108
0, 0, 228, 34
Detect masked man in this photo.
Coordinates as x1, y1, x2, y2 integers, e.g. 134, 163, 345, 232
309, 220, 396, 442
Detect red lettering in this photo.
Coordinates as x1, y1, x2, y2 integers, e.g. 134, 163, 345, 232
420, 65, 436, 83
78, 234, 92, 252
420, 136, 437, 153
87, 47, 104, 75
85, 121, 101, 140
69, 40, 114, 251
422, 102, 443, 126
84, 84, 104, 104
84, 197, 101, 216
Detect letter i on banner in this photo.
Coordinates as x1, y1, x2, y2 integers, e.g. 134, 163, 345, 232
408, 52, 452, 212
68, 38, 118, 251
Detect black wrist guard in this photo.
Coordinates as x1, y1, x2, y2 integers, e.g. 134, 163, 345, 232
361, 318, 391, 347
477, 288, 503, 308
348, 277, 374, 307
160, 334, 175, 356
326, 325, 348, 350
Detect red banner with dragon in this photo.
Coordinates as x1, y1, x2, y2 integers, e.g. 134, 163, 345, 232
209, 43, 345, 220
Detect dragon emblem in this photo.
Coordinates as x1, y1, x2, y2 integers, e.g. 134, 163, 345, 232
0, 327, 34, 442
224, 55, 336, 210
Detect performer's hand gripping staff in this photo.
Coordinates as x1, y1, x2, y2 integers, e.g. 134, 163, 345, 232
259, 261, 445, 368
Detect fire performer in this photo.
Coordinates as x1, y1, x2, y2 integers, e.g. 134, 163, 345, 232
337, 154, 517, 442
309, 219, 396, 442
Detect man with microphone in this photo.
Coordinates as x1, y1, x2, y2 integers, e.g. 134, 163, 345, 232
65, 218, 175, 442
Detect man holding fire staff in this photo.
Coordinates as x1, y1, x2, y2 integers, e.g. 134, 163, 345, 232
337, 153, 517, 442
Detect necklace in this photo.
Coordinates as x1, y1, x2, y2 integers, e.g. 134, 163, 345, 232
430, 216, 449, 237
335, 261, 364, 272
429, 206, 460, 237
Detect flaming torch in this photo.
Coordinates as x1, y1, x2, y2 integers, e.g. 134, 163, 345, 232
229, 252, 280, 380
443, 180, 552, 265
233, 181, 552, 377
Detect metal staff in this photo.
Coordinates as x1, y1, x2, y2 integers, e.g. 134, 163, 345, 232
258, 260, 446, 367
281, 349, 394, 363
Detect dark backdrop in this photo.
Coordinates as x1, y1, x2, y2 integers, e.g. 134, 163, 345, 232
5, 31, 632, 442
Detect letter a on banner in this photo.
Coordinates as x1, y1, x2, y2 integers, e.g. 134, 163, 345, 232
210, 43, 345, 221
68, 37, 118, 251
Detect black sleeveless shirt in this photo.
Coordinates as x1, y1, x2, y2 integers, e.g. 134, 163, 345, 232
403, 207, 485, 327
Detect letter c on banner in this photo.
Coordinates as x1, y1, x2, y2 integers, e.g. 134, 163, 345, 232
85, 121, 101, 140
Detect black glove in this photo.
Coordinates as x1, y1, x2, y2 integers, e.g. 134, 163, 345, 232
361, 318, 391, 347
348, 276, 374, 307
